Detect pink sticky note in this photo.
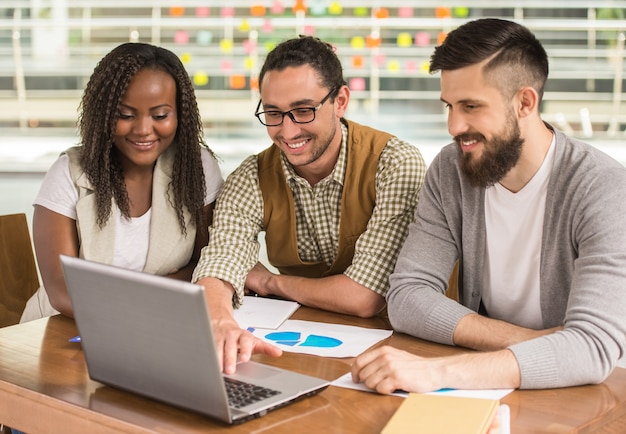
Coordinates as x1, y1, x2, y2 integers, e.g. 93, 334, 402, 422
243, 39, 257, 54
220, 7, 235, 17
220, 59, 233, 71
174, 30, 189, 44
303, 25, 315, 35
398, 7, 413, 18
196, 7, 210, 17
373, 54, 386, 66
262, 19, 274, 33
415, 31, 430, 47
405, 60, 417, 72
271, 1, 285, 14
349, 77, 366, 91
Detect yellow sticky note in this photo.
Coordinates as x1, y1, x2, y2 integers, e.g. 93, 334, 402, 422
397, 32, 412, 48
193, 71, 208, 86
350, 36, 365, 49
180, 52, 192, 64
220, 39, 234, 53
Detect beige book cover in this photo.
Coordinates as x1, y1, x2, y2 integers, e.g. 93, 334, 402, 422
382, 393, 500, 434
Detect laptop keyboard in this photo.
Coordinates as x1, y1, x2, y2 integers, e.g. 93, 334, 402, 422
225, 377, 281, 408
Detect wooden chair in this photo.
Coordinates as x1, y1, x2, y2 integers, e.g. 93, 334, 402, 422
445, 261, 460, 302
0, 213, 40, 328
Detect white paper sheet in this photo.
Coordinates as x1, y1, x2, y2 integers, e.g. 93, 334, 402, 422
248, 320, 393, 358
331, 372, 514, 400
233, 296, 300, 329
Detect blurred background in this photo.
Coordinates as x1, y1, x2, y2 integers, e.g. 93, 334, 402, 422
2, 0, 626, 226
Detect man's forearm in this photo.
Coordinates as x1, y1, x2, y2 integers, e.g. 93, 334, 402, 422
197, 277, 237, 320
268, 273, 385, 318
453, 313, 562, 351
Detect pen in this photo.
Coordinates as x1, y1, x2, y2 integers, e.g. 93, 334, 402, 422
69, 335, 81, 343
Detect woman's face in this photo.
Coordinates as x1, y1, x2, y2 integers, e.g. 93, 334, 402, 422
113, 68, 178, 171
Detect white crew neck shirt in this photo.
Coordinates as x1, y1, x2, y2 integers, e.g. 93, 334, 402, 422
481, 135, 556, 329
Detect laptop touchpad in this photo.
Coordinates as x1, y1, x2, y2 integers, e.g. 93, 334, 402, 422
234, 362, 282, 379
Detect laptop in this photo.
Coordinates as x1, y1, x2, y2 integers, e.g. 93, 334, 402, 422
60, 255, 329, 424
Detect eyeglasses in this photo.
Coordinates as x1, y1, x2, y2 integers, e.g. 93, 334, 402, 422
254, 88, 335, 126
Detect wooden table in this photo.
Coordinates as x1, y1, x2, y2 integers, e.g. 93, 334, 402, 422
1, 308, 625, 433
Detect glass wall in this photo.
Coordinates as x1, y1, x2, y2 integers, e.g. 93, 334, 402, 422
2, 0, 626, 140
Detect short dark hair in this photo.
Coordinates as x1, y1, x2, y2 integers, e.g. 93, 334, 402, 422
429, 18, 549, 101
257, 35, 346, 97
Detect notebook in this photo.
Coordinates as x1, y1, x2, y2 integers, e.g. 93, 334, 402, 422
60, 255, 329, 424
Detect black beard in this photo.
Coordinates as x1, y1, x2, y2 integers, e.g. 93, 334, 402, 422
457, 125, 524, 188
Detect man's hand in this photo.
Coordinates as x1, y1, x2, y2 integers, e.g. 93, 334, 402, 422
198, 276, 283, 374
351, 346, 444, 394
212, 313, 283, 374
244, 262, 275, 297
351, 345, 521, 393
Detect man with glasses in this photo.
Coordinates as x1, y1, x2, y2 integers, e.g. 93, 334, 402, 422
192, 35, 426, 373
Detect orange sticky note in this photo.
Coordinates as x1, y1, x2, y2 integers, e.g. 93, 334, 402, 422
251, 5, 266, 16
351, 55, 364, 68
366, 34, 381, 48
169, 6, 184, 17
230, 75, 246, 89
293, 0, 306, 14
374, 8, 389, 19
435, 7, 452, 19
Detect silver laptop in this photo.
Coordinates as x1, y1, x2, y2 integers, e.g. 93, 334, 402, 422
60, 255, 329, 424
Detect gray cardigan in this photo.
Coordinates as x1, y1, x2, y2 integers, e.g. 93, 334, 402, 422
388, 126, 626, 388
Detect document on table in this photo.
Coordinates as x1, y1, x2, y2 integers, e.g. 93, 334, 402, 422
248, 320, 393, 358
233, 296, 300, 329
331, 372, 514, 401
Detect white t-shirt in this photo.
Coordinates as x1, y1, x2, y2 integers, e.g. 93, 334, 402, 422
481, 135, 556, 329
34, 148, 223, 271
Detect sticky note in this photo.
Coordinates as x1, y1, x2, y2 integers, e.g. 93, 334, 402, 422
351, 55, 364, 68
169, 6, 184, 17
350, 36, 365, 49
328, 1, 342, 15
196, 30, 213, 45
415, 31, 430, 47
180, 52, 192, 64
230, 75, 246, 89
398, 7, 413, 18
195, 7, 209, 17
250, 5, 266, 16
397, 32, 412, 47
174, 30, 189, 44
349, 77, 366, 91
374, 8, 389, 19
220, 39, 234, 53
193, 72, 208, 86
271, 0, 285, 14
220, 7, 235, 18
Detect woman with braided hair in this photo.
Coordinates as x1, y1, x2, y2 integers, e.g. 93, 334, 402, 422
21, 42, 223, 321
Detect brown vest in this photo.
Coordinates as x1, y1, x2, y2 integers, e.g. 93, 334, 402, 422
258, 120, 392, 277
